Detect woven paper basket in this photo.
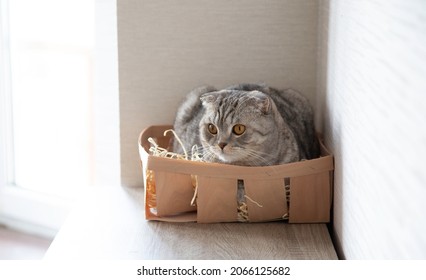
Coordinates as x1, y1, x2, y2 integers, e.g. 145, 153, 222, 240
139, 125, 334, 223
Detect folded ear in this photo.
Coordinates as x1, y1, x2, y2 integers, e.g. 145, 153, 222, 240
200, 93, 216, 105
247, 90, 271, 114
200, 90, 224, 107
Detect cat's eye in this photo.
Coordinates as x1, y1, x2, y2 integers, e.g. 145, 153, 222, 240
232, 124, 246, 135
208, 124, 218, 135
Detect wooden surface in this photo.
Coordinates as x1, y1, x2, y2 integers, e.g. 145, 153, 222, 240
45, 186, 337, 260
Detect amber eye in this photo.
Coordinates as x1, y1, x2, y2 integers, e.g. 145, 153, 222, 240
208, 123, 218, 135
232, 124, 246, 135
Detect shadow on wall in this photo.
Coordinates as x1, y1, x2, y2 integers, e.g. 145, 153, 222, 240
316, 0, 346, 260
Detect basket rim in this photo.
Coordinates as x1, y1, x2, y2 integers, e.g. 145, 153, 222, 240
139, 125, 334, 180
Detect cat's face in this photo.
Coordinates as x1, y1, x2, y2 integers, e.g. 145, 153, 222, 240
199, 90, 278, 166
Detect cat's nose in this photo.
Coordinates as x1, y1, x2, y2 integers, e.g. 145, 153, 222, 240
218, 142, 227, 150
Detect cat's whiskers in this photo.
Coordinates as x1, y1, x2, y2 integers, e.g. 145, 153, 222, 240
230, 147, 272, 166
195, 143, 279, 166
200, 148, 217, 162
198, 144, 269, 165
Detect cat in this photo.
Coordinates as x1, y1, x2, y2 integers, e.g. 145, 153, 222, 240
172, 83, 320, 166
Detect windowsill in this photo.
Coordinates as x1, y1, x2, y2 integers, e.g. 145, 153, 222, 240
44, 185, 338, 259
0, 185, 74, 239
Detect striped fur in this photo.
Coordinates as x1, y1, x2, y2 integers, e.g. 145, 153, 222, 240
173, 84, 319, 166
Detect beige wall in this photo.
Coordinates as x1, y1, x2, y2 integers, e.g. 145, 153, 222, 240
318, 0, 426, 259
117, 0, 319, 188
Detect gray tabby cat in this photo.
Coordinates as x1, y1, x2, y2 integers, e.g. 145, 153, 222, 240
173, 83, 320, 166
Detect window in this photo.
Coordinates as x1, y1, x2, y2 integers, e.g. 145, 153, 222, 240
9, 0, 94, 197
0, 0, 119, 237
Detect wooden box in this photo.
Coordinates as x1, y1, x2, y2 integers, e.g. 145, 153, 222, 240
139, 125, 334, 223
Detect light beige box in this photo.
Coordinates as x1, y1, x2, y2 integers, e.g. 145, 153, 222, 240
139, 125, 334, 223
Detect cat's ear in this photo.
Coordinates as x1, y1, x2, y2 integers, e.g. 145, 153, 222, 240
249, 90, 271, 114
200, 91, 222, 107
